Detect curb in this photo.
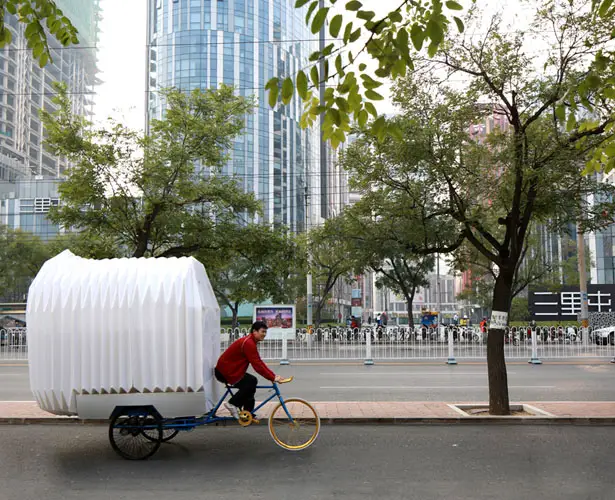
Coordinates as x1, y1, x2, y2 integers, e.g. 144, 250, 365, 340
2, 416, 615, 426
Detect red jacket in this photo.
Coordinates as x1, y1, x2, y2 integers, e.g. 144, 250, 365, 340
215, 334, 276, 385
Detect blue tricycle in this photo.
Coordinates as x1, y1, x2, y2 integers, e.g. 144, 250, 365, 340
108, 376, 320, 460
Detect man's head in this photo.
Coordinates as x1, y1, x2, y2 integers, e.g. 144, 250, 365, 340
250, 321, 268, 342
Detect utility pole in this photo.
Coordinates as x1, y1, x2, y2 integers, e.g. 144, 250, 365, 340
305, 185, 313, 344
436, 253, 441, 327
576, 221, 589, 348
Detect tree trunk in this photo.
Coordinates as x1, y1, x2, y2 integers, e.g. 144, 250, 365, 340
231, 304, 239, 329
487, 268, 514, 415
406, 291, 415, 328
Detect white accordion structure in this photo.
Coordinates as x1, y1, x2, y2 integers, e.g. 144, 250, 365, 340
27, 250, 220, 418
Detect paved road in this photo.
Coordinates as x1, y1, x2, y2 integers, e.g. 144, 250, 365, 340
0, 425, 613, 499
2, 361, 615, 402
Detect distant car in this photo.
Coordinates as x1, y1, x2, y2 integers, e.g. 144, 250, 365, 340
593, 326, 615, 346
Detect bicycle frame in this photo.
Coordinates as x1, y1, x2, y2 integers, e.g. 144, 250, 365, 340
160, 382, 295, 431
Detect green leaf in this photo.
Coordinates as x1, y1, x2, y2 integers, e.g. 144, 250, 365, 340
39, 52, 50, 68
410, 24, 425, 51
265, 77, 279, 91
359, 63, 367, 71
6, 2, 17, 15
357, 10, 375, 21
453, 16, 464, 33
388, 124, 403, 141
389, 11, 402, 22
396, 28, 410, 62
446, 1, 463, 10
426, 19, 444, 45
32, 43, 44, 59
310, 66, 319, 87
343, 21, 354, 43
328, 108, 341, 126
599, 0, 614, 16
296, 70, 308, 100
335, 54, 344, 75
365, 102, 377, 117
295, 0, 311, 7
566, 112, 577, 132
311, 7, 329, 34
346, 1, 362, 11
555, 104, 566, 123
25, 23, 40, 39
372, 116, 386, 139
349, 28, 361, 43
365, 89, 384, 100
427, 41, 439, 57
281, 77, 294, 105
329, 14, 343, 37
305, 1, 318, 24
357, 109, 368, 127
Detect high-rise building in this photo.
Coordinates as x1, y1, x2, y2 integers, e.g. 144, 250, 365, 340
0, 1, 101, 237
146, 0, 327, 231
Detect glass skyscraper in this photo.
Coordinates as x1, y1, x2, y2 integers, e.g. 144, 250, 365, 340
146, 0, 327, 231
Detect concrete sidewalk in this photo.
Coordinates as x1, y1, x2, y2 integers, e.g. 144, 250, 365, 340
2, 400, 615, 424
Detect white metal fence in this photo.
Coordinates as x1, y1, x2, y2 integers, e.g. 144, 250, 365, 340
0, 328, 27, 361
2, 326, 614, 363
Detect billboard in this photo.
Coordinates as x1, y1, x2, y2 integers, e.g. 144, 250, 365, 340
529, 285, 615, 321
253, 305, 295, 340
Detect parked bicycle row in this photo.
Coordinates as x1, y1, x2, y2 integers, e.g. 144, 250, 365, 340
221, 325, 614, 345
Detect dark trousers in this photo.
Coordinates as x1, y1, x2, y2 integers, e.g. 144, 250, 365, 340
215, 369, 257, 412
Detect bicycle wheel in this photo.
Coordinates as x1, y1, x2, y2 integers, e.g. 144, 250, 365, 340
143, 428, 179, 443
109, 410, 162, 460
268, 398, 320, 451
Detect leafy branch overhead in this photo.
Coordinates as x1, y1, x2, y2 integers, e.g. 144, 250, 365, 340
0, 0, 79, 67
266, 0, 465, 148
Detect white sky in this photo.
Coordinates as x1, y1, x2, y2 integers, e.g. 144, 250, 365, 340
94, 0, 147, 130
93, 0, 536, 130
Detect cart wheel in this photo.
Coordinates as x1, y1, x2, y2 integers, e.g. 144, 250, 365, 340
268, 398, 320, 451
109, 409, 162, 460
143, 428, 180, 443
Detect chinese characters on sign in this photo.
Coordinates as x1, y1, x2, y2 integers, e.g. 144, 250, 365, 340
529, 286, 615, 321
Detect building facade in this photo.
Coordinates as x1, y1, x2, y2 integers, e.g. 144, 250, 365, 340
146, 0, 330, 231
0, 1, 100, 236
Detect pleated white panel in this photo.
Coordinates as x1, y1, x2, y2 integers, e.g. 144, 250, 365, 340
27, 250, 221, 416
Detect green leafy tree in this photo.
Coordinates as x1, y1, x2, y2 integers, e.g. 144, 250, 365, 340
266, 0, 465, 146
0, 0, 79, 67
309, 217, 355, 327
0, 225, 52, 301
335, 198, 436, 327
341, 1, 615, 414
41, 84, 260, 258
202, 225, 306, 328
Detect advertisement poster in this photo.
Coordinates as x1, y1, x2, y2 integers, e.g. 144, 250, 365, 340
253, 305, 295, 340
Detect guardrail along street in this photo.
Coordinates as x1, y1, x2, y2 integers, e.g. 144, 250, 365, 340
3, 326, 614, 363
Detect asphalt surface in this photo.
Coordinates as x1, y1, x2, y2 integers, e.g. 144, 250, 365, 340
2, 361, 615, 402
0, 425, 613, 499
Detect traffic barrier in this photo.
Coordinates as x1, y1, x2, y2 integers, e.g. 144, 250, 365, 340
2, 326, 615, 362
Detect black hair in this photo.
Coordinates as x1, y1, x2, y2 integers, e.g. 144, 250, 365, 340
251, 321, 268, 333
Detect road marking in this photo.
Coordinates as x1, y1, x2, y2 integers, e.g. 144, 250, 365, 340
319, 372, 516, 376
320, 385, 557, 390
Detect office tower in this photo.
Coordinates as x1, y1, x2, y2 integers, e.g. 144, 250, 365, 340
146, 0, 331, 231
0, 0, 101, 238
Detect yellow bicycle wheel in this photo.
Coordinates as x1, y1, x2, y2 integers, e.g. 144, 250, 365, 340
268, 398, 320, 451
